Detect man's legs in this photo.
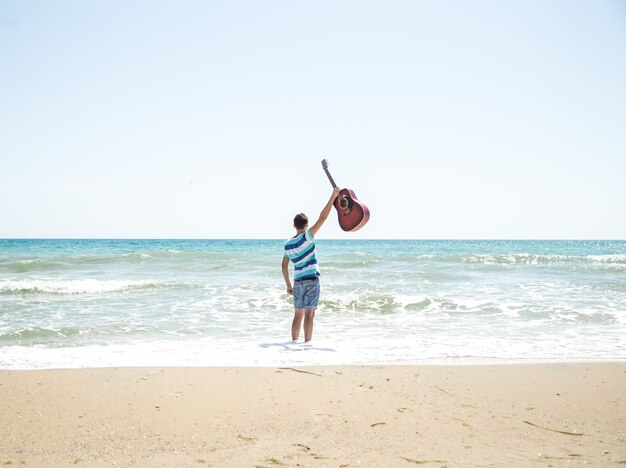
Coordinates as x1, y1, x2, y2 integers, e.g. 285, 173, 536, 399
292, 309, 304, 341
303, 308, 315, 342
292, 280, 319, 342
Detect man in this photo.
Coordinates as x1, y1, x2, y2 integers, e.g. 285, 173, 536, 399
282, 187, 341, 342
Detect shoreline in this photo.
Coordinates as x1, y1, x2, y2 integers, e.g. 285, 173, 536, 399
3, 356, 626, 372
5, 357, 626, 372
1, 363, 625, 467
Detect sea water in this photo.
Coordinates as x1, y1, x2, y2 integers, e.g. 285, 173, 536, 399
1, 239, 625, 369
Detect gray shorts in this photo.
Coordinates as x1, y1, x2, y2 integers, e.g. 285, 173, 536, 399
293, 278, 320, 310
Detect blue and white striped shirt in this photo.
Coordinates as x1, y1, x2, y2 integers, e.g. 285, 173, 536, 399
284, 229, 320, 281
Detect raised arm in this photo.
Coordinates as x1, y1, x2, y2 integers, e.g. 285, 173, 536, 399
310, 187, 341, 237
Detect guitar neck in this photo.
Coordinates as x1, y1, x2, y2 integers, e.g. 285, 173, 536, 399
323, 167, 338, 188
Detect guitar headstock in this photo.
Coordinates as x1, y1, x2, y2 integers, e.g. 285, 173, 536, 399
321, 158, 339, 190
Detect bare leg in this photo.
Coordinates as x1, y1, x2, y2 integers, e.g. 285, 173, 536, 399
292, 309, 304, 341
303, 308, 316, 342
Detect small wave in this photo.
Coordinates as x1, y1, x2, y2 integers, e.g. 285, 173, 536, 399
0, 259, 69, 273
461, 254, 574, 265
320, 295, 397, 313
0, 279, 162, 295
121, 253, 151, 260
320, 293, 439, 313
1, 249, 275, 273
73, 250, 251, 265
0, 326, 84, 343
317, 292, 623, 325
324, 260, 382, 269
588, 254, 626, 264
76, 253, 155, 264
451, 253, 626, 271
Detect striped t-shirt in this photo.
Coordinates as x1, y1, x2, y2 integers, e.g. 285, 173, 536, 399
284, 229, 320, 281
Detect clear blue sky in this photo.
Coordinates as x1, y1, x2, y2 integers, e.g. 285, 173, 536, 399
1, 1, 625, 239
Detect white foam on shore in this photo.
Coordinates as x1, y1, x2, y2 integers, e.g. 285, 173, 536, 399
2, 329, 625, 370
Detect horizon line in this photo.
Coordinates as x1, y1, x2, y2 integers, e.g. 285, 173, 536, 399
1, 238, 625, 242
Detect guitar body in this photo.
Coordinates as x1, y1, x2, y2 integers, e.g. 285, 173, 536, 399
321, 159, 370, 232
334, 188, 370, 232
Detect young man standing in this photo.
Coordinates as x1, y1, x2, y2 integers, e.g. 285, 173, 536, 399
282, 187, 341, 342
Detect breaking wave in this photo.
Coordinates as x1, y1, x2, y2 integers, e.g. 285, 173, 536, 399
0, 279, 163, 295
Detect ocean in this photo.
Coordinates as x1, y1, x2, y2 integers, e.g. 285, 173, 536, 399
1, 239, 625, 369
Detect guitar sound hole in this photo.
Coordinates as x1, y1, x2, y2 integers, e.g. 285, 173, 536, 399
339, 197, 349, 209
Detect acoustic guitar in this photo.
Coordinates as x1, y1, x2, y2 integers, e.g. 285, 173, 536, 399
321, 159, 370, 232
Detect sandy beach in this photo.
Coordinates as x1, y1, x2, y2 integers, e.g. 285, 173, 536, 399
0, 363, 624, 467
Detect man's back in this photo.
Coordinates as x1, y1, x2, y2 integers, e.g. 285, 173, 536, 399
284, 229, 320, 281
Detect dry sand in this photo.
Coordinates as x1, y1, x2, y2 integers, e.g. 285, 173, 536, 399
0, 363, 624, 467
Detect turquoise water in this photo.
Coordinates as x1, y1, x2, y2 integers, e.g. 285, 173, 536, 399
1, 239, 625, 368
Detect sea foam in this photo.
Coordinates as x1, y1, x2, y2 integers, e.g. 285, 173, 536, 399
0, 279, 159, 295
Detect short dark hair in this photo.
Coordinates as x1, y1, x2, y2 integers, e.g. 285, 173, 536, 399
293, 213, 308, 229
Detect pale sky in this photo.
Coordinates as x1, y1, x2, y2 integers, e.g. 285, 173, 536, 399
1, 1, 625, 239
